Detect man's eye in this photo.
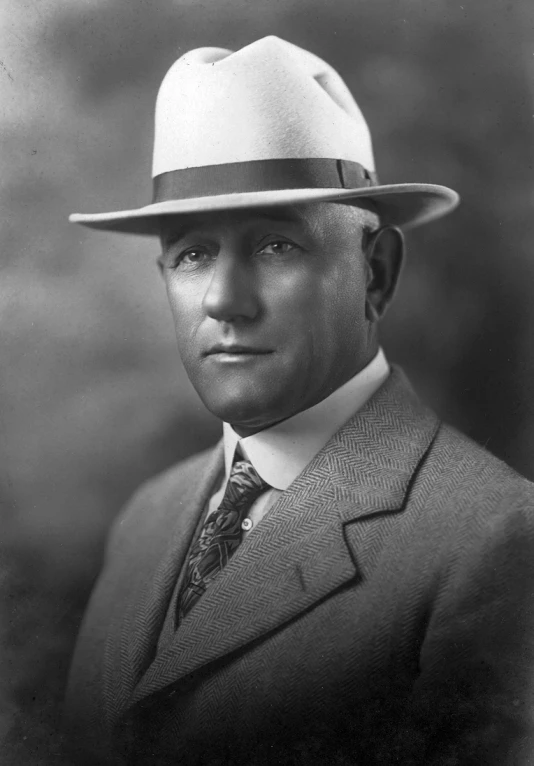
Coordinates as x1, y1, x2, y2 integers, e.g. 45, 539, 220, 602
184, 249, 203, 261
174, 248, 212, 268
257, 241, 297, 256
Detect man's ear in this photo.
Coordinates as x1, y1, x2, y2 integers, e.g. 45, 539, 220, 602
363, 226, 404, 322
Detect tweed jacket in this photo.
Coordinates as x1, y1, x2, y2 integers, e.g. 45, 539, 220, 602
65, 369, 534, 765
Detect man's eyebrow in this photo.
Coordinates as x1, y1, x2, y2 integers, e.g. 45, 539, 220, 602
160, 224, 203, 250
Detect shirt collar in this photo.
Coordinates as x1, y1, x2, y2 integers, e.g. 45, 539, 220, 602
222, 348, 389, 490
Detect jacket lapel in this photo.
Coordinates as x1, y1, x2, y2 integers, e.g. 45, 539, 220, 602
130, 367, 440, 708
131, 481, 356, 706
103, 441, 224, 725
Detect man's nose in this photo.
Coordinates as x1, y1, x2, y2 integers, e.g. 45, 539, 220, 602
202, 251, 260, 322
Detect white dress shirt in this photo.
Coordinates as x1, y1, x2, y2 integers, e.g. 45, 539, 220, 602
207, 348, 390, 536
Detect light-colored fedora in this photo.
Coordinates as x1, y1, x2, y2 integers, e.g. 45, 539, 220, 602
70, 36, 459, 235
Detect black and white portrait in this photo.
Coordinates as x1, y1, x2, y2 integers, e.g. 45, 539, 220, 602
1, 2, 534, 765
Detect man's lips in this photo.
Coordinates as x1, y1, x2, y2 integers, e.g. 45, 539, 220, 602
203, 344, 274, 358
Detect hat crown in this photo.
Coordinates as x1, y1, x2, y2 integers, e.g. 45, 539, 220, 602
152, 36, 375, 178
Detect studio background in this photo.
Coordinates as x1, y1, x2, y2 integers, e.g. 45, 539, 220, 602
1, 1, 533, 763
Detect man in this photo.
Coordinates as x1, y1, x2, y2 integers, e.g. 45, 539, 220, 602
65, 37, 534, 765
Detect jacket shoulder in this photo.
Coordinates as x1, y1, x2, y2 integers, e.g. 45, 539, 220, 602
106, 443, 222, 559
432, 422, 533, 488
421, 421, 534, 525
133, 445, 219, 504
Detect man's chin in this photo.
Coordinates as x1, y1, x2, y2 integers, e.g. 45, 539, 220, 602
200, 393, 295, 436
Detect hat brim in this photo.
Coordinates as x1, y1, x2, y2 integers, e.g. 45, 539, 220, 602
69, 183, 459, 235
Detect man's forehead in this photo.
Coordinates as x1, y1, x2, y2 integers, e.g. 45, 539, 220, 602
159, 201, 374, 242
159, 204, 315, 239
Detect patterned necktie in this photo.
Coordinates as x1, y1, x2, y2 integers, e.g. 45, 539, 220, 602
177, 459, 269, 622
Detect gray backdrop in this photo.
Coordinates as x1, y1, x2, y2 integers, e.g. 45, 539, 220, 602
1, 0, 533, 763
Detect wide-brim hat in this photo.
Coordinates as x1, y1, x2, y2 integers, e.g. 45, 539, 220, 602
70, 36, 459, 235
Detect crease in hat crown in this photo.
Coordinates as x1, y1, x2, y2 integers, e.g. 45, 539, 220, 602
152, 35, 375, 177
69, 35, 459, 235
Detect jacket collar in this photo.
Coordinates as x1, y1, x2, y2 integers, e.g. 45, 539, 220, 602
124, 367, 440, 714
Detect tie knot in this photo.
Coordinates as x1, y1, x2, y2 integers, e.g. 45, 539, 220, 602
228, 458, 269, 497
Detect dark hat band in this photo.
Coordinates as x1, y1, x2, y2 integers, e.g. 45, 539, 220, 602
153, 158, 379, 203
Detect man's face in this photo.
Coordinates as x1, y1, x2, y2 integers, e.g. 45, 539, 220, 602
159, 202, 379, 434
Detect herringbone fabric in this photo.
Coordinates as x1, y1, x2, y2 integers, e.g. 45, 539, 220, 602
177, 460, 269, 621
64, 368, 534, 766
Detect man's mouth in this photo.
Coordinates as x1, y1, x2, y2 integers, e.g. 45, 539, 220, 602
204, 344, 274, 361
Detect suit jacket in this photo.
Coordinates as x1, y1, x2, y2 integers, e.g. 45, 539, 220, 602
64, 369, 534, 765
